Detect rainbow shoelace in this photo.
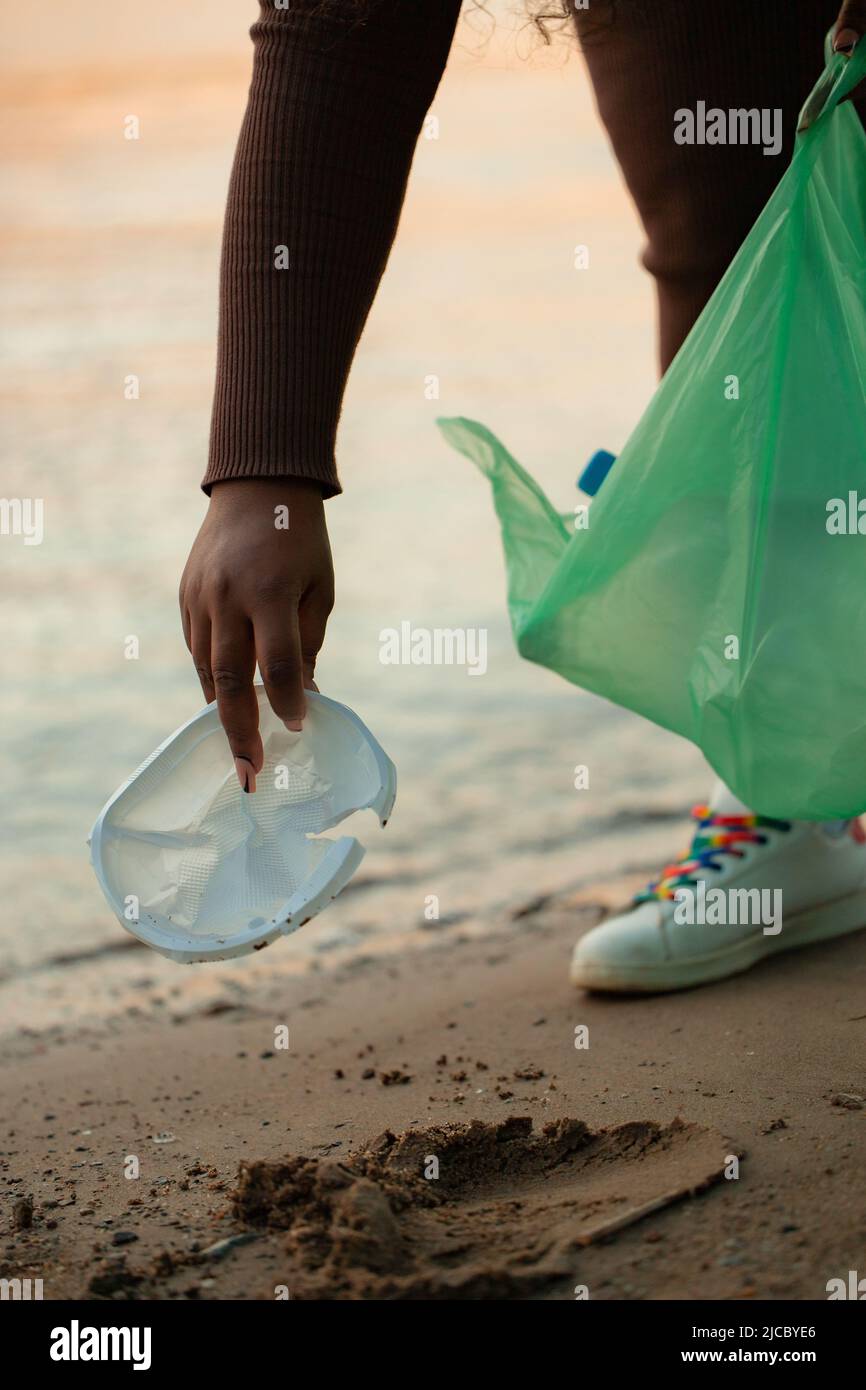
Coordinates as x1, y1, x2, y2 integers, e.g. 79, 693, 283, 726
635, 804, 792, 903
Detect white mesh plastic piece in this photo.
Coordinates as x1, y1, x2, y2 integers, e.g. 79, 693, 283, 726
90, 689, 396, 963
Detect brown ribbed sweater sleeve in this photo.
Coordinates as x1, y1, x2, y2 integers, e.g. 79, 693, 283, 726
203, 0, 462, 498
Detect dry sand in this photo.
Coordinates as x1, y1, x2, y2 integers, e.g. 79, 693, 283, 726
2, 882, 864, 1301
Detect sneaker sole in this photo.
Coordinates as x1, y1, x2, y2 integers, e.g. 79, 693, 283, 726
570, 888, 866, 994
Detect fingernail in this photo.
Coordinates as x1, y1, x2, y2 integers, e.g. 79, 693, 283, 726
234, 756, 256, 794
834, 27, 859, 52
283, 718, 303, 732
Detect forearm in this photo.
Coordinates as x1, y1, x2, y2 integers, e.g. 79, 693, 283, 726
203, 0, 461, 497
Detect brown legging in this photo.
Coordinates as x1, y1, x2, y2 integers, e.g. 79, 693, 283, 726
575, 0, 862, 370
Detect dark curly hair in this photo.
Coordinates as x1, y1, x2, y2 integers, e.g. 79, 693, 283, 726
297, 1, 615, 45
473, 1, 592, 42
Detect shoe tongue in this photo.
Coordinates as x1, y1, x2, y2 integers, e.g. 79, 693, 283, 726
707, 778, 753, 818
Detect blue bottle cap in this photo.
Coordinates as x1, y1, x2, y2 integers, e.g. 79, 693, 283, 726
578, 449, 616, 497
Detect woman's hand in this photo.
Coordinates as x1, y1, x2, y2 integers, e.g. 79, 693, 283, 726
799, 4, 864, 130
834, 2, 866, 53
179, 478, 334, 793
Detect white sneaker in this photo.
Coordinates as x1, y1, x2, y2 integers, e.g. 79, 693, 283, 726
570, 783, 866, 993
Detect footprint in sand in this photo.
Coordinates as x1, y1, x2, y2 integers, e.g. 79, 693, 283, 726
232, 1114, 737, 1299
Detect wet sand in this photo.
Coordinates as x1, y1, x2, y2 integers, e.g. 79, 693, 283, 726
3, 880, 864, 1300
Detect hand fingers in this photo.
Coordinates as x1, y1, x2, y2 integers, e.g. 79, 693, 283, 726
298, 583, 333, 691
189, 615, 215, 704
835, 1, 866, 50
211, 615, 263, 792
254, 601, 307, 732
254, 579, 332, 726
799, 7, 865, 130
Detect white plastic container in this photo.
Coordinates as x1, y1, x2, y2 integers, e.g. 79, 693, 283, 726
88, 687, 396, 964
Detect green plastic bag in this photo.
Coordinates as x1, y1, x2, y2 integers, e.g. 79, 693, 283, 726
438, 39, 866, 822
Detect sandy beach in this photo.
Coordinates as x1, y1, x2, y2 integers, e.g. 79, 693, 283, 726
3, 873, 865, 1300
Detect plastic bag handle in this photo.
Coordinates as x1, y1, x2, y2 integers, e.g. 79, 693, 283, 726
797, 32, 866, 132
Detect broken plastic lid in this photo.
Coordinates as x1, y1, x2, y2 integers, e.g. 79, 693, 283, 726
88, 687, 396, 965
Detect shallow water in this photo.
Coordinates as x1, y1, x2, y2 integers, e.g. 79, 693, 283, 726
0, 2, 706, 1039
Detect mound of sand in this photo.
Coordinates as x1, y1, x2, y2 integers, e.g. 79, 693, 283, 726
233, 1115, 732, 1299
